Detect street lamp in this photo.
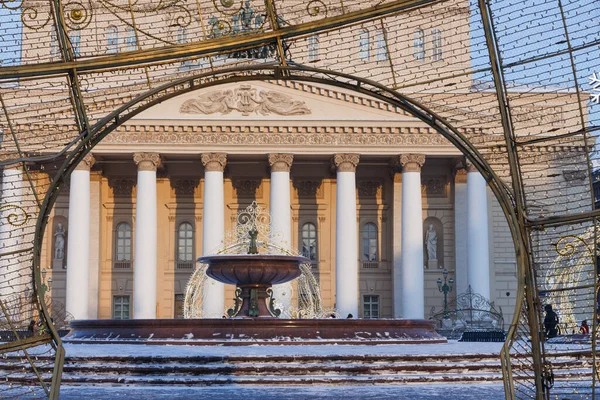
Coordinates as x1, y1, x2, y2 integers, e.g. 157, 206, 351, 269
437, 268, 454, 319
41, 268, 52, 297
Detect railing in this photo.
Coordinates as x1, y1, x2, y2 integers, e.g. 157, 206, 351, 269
113, 261, 132, 270
362, 261, 379, 269
176, 261, 195, 270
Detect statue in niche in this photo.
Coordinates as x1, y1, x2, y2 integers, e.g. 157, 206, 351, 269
425, 224, 438, 261
54, 222, 66, 260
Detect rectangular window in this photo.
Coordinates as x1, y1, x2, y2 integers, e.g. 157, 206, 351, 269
308, 35, 319, 61
113, 295, 130, 319
358, 30, 370, 60
432, 29, 442, 61
69, 32, 81, 58
413, 30, 424, 61
174, 294, 185, 319
363, 295, 379, 319
375, 30, 388, 61
125, 28, 137, 51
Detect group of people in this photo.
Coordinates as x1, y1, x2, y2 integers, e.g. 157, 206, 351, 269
543, 304, 590, 340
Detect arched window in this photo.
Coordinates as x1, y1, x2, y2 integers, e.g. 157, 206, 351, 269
358, 30, 370, 60
308, 35, 319, 62
177, 222, 194, 267
115, 222, 132, 269
361, 223, 378, 261
432, 28, 442, 61
124, 27, 137, 51
375, 29, 388, 61
301, 222, 317, 262
107, 26, 119, 54
413, 29, 424, 61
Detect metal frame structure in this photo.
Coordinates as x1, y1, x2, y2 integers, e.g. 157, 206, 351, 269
0, 0, 597, 398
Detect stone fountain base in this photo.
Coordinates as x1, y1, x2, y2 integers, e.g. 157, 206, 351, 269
65, 318, 446, 344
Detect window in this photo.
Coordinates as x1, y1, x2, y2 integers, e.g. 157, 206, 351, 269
124, 27, 137, 51
375, 30, 388, 61
413, 29, 424, 61
174, 294, 185, 319
107, 26, 119, 54
177, 27, 188, 44
301, 222, 317, 262
115, 222, 132, 269
432, 28, 442, 61
363, 295, 379, 319
361, 222, 378, 261
50, 30, 60, 59
113, 295, 130, 319
177, 222, 194, 269
69, 31, 81, 57
358, 30, 370, 60
308, 35, 319, 62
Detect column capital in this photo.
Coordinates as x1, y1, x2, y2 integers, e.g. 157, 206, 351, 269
75, 153, 96, 171
201, 153, 227, 172
454, 168, 467, 184
333, 154, 360, 172
400, 154, 425, 173
268, 153, 294, 172
133, 152, 161, 171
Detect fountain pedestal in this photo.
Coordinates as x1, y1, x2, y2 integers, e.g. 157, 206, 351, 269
198, 254, 308, 318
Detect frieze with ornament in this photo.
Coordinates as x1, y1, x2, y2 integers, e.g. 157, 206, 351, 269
103, 131, 452, 147
109, 179, 136, 196
421, 176, 449, 198
357, 180, 383, 196
171, 179, 199, 196
293, 180, 323, 197
232, 180, 262, 198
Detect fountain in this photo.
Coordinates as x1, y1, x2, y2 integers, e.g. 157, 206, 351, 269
198, 228, 310, 318
66, 202, 444, 344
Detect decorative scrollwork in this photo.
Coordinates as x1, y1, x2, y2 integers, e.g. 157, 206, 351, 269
227, 288, 243, 317
554, 235, 593, 260
266, 287, 281, 317
0, 204, 29, 227
63, 1, 94, 31
306, 0, 327, 18
212, 0, 244, 16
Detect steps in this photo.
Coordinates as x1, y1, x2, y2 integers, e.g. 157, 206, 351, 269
0, 351, 592, 387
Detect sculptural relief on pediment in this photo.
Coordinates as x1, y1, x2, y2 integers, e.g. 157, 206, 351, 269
179, 84, 311, 116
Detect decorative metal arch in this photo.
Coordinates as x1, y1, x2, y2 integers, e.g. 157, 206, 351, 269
0, 0, 597, 398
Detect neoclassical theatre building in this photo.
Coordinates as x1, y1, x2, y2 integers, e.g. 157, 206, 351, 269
32, 79, 525, 323
7, 0, 585, 325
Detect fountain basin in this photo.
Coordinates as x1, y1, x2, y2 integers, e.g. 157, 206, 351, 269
199, 254, 307, 285
198, 254, 310, 318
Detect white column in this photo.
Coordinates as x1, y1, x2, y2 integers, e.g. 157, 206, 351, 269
65, 154, 95, 320
132, 153, 160, 319
400, 154, 426, 319
334, 154, 360, 318
88, 170, 102, 319
392, 171, 403, 318
466, 161, 491, 300
201, 153, 227, 317
268, 154, 294, 313
0, 164, 24, 297
454, 168, 468, 296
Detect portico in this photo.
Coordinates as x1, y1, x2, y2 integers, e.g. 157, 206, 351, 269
39, 80, 511, 322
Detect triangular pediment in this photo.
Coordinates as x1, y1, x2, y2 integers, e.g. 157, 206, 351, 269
129, 80, 422, 126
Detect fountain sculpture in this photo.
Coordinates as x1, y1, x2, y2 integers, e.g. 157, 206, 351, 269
198, 228, 309, 318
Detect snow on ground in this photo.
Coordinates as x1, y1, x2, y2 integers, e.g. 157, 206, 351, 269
2, 384, 507, 400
